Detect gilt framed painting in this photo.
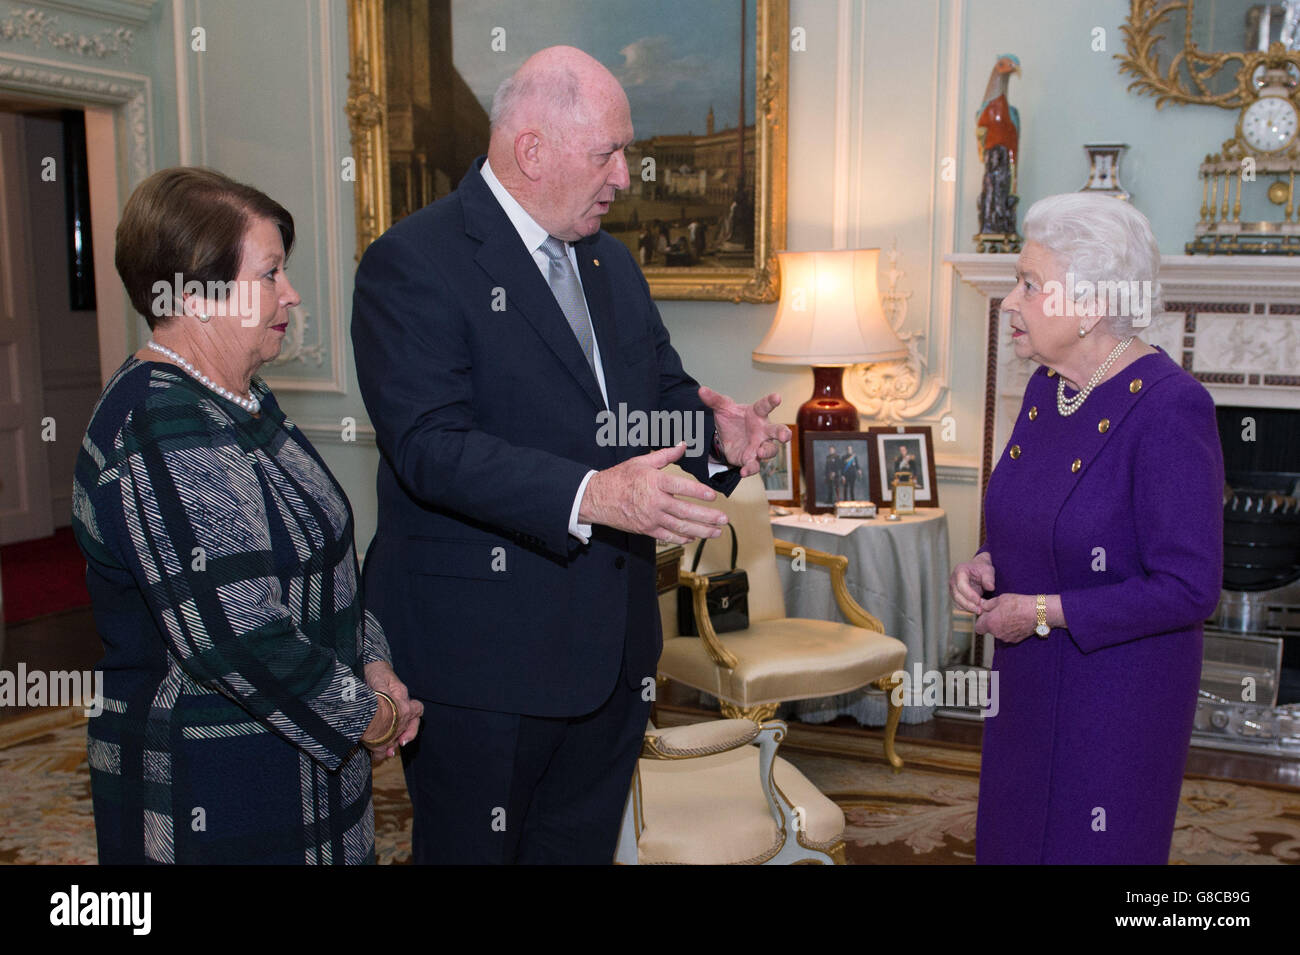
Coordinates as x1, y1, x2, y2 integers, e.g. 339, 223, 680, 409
346, 0, 788, 302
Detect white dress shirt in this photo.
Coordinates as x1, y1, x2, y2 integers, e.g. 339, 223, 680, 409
479, 159, 725, 545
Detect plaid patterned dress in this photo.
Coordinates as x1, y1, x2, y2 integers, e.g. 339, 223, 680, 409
72, 358, 390, 864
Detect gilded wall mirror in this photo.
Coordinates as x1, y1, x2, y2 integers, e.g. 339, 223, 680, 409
1119, 0, 1300, 108
346, 0, 788, 302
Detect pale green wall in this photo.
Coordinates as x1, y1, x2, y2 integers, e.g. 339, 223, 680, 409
957, 0, 1218, 247
4, 0, 1234, 581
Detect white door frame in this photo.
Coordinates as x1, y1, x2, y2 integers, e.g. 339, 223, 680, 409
0, 26, 156, 649
0, 51, 154, 386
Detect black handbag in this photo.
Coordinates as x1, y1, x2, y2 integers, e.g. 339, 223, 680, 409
676, 524, 749, 636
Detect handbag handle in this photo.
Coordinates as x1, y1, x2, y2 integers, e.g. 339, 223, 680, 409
688, 522, 739, 573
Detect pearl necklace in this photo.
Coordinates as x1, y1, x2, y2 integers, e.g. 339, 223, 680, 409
146, 340, 260, 414
1056, 337, 1134, 417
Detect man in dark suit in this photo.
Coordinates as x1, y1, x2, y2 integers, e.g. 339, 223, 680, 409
351, 46, 789, 864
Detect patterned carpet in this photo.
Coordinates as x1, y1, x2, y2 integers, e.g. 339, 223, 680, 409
2, 717, 1298, 864
783, 741, 1300, 864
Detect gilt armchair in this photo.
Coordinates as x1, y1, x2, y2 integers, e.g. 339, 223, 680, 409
658, 471, 908, 769
614, 718, 845, 864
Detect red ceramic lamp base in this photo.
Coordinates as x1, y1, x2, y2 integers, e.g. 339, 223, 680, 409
796, 366, 860, 433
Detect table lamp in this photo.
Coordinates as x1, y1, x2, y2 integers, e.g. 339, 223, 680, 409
752, 249, 908, 432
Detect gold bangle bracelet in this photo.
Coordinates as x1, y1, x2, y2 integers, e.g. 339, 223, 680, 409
362, 690, 400, 747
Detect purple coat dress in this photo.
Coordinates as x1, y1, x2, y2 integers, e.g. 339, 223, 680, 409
977, 348, 1223, 864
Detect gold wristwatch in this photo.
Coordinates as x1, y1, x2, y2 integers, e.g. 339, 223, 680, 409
1035, 594, 1050, 638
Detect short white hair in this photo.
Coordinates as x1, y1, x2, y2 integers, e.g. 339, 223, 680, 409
1023, 193, 1164, 335
490, 65, 584, 134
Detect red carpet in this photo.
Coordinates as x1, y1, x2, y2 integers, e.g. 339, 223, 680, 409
1, 527, 91, 625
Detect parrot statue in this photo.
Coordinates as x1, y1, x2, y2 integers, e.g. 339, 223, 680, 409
974, 53, 1022, 245
975, 54, 1021, 176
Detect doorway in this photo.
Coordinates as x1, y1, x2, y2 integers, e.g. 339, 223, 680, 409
0, 101, 109, 720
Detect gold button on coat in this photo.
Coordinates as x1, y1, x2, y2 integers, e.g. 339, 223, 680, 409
1129, 378, 1142, 393
1009, 445, 1021, 459
1071, 458, 1082, 473
1028, 406, 1038, 420
1046, 368, 1057, 377
1098, 418, 1110, 433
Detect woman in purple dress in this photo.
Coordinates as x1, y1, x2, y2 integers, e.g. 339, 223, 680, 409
949, 194, 1223, 864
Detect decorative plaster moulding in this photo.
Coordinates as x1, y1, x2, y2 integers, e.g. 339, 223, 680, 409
27, 0, 158, 26
268, 305, 328, 371
841, 241, 943, 424
0, 6, 145, 62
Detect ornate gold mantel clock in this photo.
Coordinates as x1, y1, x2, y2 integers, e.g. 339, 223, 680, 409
1119, 2, 1300, 254
1189, 61, 1300, 253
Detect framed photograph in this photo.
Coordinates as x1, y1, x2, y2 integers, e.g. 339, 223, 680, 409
801, 431, 872, 515
868, 426, 939, 507
346, 0, 788, 303
760, 424, 798, 505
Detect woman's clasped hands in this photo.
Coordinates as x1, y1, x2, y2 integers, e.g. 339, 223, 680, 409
948, 551, 1039, 645
361, 661, 424, 762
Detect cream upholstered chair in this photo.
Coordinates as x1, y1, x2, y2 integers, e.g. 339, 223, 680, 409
614, 718, 845, 864
659, 470, 908, 769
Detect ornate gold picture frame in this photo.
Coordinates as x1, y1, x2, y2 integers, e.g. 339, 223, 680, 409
345, 0, 787, 302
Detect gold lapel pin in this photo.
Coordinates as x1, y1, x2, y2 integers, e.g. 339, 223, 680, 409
593, 258, 600, 266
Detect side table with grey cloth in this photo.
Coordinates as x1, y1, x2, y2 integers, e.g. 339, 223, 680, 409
769, 509, 953, 725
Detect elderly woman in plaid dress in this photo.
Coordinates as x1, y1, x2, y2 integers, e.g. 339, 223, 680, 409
72, 168, 422, 864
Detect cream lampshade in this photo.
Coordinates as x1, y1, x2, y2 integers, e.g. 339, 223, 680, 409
753, 249, 907, 433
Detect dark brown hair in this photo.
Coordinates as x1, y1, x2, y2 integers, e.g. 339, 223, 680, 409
114, 167, 295, 329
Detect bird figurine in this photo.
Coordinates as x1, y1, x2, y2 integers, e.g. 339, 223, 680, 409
974, 53, 1022, 251
976, 54, 1021, 173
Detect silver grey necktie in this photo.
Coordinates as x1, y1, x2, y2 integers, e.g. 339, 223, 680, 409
538, 235, 597, 376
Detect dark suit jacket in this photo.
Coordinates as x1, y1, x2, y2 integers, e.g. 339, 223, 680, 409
351, 158, 739, 718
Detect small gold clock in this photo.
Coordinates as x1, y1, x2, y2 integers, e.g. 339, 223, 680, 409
889, 470, 916, 519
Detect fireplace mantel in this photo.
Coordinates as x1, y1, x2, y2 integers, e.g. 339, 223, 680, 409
947, 253, 1300, 302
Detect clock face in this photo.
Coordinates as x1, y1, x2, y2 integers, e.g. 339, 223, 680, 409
1242, 96, 1299, 153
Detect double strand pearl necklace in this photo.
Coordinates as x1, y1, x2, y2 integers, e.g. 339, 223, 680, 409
1056, 336, 1134, 417
146, 340, 260, 414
